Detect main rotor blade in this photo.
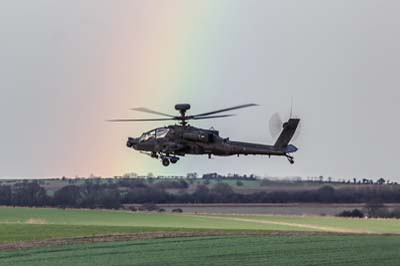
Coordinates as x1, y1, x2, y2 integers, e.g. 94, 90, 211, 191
192, 114, 235, 120
131, 107, 175, 118
107, 118, 174, 122
191, 103, 258, 118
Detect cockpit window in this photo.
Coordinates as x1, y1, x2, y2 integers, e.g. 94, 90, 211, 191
156, 127, 169, 139
139, 130, 156, 142
139, 128, 169, 142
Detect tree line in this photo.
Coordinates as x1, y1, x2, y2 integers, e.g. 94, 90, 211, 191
1, 180, 400, 210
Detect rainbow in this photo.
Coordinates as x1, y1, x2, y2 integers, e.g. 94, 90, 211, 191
95, 2, 235, 177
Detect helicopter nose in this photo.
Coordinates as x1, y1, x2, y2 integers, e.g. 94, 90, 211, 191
127, 137, 138, 148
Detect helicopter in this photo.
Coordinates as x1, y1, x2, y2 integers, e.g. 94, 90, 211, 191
108, 103, 300, 167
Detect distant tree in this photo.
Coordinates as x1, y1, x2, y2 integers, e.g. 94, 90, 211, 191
202, 173, 218, 180
54, 185, 82, 207
193, 185, 211, 203
210, 183, 234, 202
123, 172, 138, 178
186, 172, 198, 179
179, 180, 189, 189
376, 178, 386, 185
154, 180, 188, 189
123, 187, 169, 204
0, 185, 11, 205
117, 178, 147, 188
236, 180, 244, 187
268, 191, 290, 203
78, 183, 121, 209
350, 209, 365, 218
12, 181, 49, 207
317, 186, 336, 203
364, 201, 389, 218
98, 188, 121, 209
212, 183, 234, 196
337, 209, 364, 218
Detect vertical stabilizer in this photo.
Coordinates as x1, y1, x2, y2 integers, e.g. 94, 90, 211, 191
274, 118, 300, 149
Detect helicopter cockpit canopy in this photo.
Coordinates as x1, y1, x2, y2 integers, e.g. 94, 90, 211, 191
156, 127, 169, 138
139, 127, 170, 142
139, 130, 155, 142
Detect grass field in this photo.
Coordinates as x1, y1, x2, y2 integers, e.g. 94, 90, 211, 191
0, 207, 399, 238
1, 235, 400, 266
0, 207, 399, 265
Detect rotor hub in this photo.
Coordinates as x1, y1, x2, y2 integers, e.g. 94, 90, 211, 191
175, 104, 191, 114
174, 104, 191, 111
174, 104, 191, 125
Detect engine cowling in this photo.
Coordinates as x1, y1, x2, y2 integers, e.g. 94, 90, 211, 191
182, 132, 213, 143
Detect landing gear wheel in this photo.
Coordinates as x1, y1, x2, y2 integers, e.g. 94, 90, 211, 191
286, 155, 295, 164
162, 158, 170, 167
170, 158, 178, 164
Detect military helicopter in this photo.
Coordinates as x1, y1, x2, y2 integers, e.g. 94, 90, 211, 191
108, 104, 300, 167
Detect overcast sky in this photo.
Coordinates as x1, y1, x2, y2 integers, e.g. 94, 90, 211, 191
1, 1, 399, 180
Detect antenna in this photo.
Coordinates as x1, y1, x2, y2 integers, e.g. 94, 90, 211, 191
290, 97, 293, 119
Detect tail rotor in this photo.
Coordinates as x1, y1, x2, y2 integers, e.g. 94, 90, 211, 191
269, 112, 302, 142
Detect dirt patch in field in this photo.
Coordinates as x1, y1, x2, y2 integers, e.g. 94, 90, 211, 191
0, 230, 359, 251
25, 218, 47, 225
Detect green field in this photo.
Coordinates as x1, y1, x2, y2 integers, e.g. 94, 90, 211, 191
0, 207, 399, 240
0, 207, 399, 266
1, 235, 400, 266
0, 208, 309, 242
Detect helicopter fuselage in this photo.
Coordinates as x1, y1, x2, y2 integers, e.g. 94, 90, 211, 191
126, 124, 298, 166
110, 103, 299, 167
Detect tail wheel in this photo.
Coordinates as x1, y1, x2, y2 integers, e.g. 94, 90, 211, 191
286, 154, 295, 164
162, 158, 170, 167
